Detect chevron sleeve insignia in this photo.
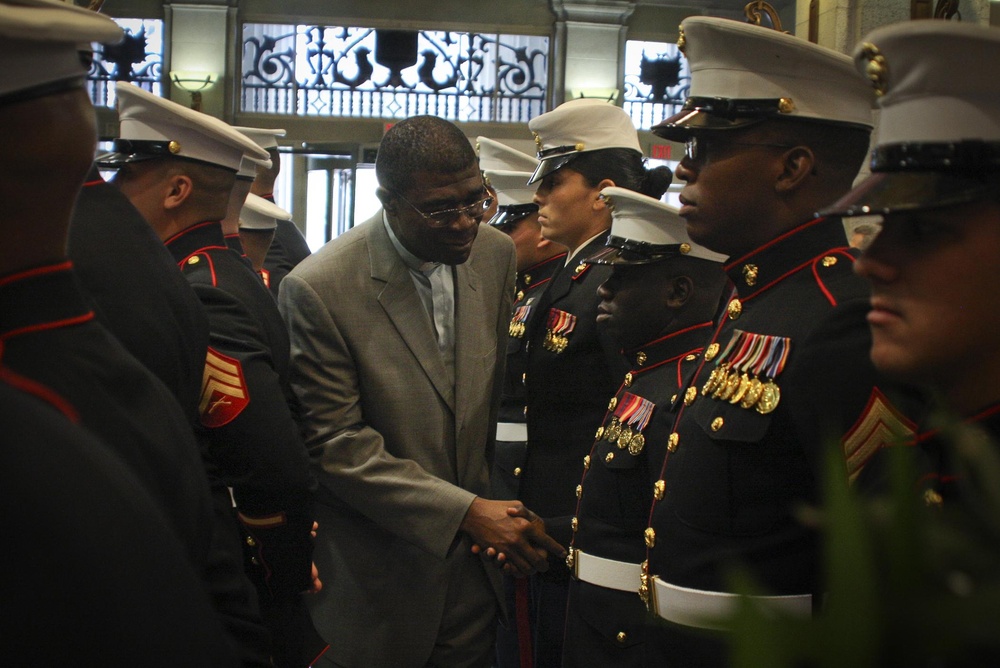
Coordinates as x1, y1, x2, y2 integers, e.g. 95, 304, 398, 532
199, 347, 250, 428
843, 387, 916, 484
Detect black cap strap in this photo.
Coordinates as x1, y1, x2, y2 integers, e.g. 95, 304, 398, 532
607, 235, 683, 258
681, 96, 790, 119
872, 140, 1000, 172
112, 138, 182, 159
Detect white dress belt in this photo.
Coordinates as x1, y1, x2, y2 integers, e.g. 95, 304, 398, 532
650, 576, 812, 630
570, 549, 642, 593
495, 421, 528, 442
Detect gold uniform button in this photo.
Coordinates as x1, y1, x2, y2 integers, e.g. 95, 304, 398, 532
595, 426, 604, 440
685, 354, 697, 361
574, 263, 586, 274
250, 556, 260, 565
522, 373, 527, 384
705, 342, 720, 361
644, 527, 656, 548
624, 372, 633, 387
821, 255, 838, 267
608, 397, 618, 411
711, 416, 724, 432
187, 256, 200, 265
667, 432, 679, 452
923, 488, 943, 508
605, 452, 615, 464
571, 517, 579, 532
727, 298, 742, 320
616, 631, 627, 644
684, 386, 697, 406
245, 536, 257, 547
513, 467, 522, 477
576, 484, 583, 498
670, 393, 677, 404
168, 140, 181, 154
654, 479, 665, 501
636, 351, 647, 366
583, 455, 591, 470
517, 290, 525, 301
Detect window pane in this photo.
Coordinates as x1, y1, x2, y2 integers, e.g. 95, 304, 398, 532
87, 18, 165, 108
622, 40, 689, 131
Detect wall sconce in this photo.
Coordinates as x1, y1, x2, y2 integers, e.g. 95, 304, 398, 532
570, 88, 620, 103
170, 70, 218, 112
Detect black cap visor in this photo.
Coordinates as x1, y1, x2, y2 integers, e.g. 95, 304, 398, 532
488, 203, 538, 228
583, 236, 683, 266
821, 171, 997, 218
650, 97, 788, 141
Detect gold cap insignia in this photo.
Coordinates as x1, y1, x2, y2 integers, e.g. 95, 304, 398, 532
859, 42, 889, 97
168, 140, 181, 154
778, 98, 796, 114
677, 25, 686, 54
679, 243, 691, 255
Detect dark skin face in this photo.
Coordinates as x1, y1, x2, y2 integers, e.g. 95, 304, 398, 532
377, 164, 487, 265
673, 128, 791, 257
596, 262, 690, 350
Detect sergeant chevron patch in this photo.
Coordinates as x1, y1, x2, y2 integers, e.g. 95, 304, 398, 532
199, 347, 249, 428
843, 387, 916, 483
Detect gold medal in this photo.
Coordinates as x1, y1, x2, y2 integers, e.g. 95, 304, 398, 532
740, 377, 764, 409
617, 426, 633, 450
702, 365, 725, 396
605, 420, 621, 443
729, 373, 751, 404
715, 370, 740, 400
755, 381, 781, 414
628, 432, 645, 455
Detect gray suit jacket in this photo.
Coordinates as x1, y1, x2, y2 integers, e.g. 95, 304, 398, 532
279, 212, 515, 666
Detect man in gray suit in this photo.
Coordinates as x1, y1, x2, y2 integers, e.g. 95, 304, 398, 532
279, 116, 564, 667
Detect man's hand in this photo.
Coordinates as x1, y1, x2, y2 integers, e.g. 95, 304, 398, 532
461, 497, 566, 576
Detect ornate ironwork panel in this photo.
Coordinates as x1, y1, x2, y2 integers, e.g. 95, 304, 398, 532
87, 18, 164, 108
622, 40, 690, 131
242, 23, 548, 122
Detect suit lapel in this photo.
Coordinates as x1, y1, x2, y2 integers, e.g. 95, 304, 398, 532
453, 258, 484, 479
367, 216, 455, 411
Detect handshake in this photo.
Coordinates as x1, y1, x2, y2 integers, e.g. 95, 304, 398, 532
460, 497, 566, 576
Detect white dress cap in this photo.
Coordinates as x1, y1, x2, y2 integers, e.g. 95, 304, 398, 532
97, 82, 270, 173
232, 126, 286, 151
477, 137, 538, 173
484, 169, 539, 228
585, 186, 726, 265
0, 0, 122, 99
240, 192, 291, 230
823, 20, 1000, 217
652, 17, 875, 141
484, 170, 536, 207
527, 98, 642, 184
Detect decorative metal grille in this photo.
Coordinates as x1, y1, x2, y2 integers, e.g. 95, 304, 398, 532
622, 40, 690, 131
241, 24, 548, 122
87, 18, 164, 108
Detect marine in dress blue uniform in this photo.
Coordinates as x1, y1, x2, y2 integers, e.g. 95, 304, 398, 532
237, 127, 312, 297
824, 21, 1000, 519
0, 5, 240, 664
98, 82, 325, 668
522, 100, 649, 666
639, 18, 919, 665
480, 137, 568, 668
563, 188, 727, 667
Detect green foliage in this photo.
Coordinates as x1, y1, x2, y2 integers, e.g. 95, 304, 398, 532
727, 417, 1000, 668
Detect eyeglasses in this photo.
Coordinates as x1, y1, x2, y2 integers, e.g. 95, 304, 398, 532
684, 136, 796, 162
393, 189, 494, 228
